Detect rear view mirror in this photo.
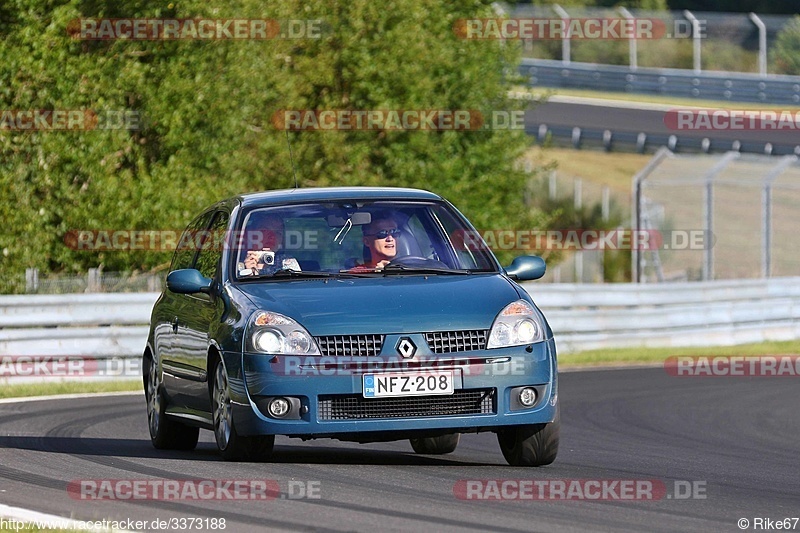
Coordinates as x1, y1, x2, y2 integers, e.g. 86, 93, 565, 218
327, 212, 372, 227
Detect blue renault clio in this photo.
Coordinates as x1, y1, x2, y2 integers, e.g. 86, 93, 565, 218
144, 187, 559, 466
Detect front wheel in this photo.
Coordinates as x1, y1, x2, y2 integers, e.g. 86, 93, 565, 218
145, 354, 199, 450
212, 361, 274, 462
410, 434, 460, 455
496, 408, 559, 466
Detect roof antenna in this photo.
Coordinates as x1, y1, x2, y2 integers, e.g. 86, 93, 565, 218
285, 130, 299, 189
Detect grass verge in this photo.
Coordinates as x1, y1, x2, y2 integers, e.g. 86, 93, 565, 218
560, 340, 800, 368
0, 379, 140, 400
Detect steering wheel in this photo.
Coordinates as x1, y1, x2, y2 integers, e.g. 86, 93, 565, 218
386, 255, 449, 269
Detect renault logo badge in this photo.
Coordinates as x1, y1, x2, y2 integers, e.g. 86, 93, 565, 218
396, 338, 417, 358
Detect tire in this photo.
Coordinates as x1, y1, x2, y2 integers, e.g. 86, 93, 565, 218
496, 407, 560, 467
410, 434, 460, 455
145, 354, 199, 450
212, 360, 274, 462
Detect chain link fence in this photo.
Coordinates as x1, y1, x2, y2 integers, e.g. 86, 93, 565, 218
634, 148, 800, 282
22, 268, 164, 294
509, 5, 795, 75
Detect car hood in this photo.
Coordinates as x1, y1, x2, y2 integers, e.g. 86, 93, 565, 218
233, 274, 521, 335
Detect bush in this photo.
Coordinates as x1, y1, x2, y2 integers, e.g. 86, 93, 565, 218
772, 15, 800, 75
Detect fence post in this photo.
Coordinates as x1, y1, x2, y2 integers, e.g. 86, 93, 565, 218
553, 4, 571, 66
701, 152, 740, 281
87, 268, 102, 293
618, 7, 637, 71
25, 268, 39, 293
761, 156, 798, 278
684, 10, 702, 75
632, 147, 672, 283
748, 13, 767, 77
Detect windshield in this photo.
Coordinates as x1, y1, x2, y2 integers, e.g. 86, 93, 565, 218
233, 200, 498, 279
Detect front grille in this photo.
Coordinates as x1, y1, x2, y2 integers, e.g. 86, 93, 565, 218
318, 388, 495, 420
315, 334, 385, 357
424, 330, 488, 354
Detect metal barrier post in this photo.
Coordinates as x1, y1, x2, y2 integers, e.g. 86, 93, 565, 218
748, 13, 767, 77
683, 10, 702, 74
618, 7, 637, 71
632, 147, 672, 283
553, 4, 571, 66
761, 156, 798, 277
701, 152, 740, 281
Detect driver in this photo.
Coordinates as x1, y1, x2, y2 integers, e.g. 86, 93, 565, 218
350, 217, 400, 271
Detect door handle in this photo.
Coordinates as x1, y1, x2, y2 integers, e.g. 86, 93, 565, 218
171, 316, 179, 333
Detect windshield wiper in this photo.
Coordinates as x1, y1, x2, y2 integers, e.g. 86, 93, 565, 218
245, 269, 331, 280
380, 265, 472, 275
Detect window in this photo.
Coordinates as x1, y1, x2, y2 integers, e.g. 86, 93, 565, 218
170, 211, 214, 272
195, 211, 230, 279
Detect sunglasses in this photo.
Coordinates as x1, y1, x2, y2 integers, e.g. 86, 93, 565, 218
367, 228, 401, 239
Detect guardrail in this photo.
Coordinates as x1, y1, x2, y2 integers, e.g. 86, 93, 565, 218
528, 123, 800, 156
1, 278, 798, 380
524, 278, 800, 353
520, 59, 800, 105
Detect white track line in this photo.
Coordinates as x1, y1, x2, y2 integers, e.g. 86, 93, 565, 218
0, 503, 133, 532
0, 390, 141, 405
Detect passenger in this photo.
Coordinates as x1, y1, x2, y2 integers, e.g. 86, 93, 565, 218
240, 213, 301, 275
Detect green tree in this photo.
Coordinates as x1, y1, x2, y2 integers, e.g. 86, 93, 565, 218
772, 15, 800, 75
0, 0, 551, 292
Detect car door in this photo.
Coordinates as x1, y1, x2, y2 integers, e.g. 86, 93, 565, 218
159, 210, 214, 410
167, 210, 230, 413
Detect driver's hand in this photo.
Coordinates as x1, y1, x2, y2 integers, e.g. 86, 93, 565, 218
374, 259, 391, 271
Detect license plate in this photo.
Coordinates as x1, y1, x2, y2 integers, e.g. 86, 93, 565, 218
363, 371, 454, 398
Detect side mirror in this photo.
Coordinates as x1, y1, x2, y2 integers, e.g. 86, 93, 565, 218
505, 256, 546, 281
166, 269, 213, 294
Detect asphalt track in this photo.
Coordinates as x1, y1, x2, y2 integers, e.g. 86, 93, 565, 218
0, 368, 797, 532
525, 100, 800, 153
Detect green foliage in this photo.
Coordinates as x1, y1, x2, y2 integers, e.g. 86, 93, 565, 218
0, 0, 552, 292
528, 175, 629, 282
772, 15, 800, 75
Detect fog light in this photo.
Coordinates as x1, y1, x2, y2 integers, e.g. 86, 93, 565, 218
267, 397, 291, 418
519, 387, 537, 407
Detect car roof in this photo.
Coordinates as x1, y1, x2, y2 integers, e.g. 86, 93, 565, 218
235, 187, 444, 208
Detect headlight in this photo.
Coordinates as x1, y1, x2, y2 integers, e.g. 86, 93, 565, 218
246, 311, 320, 355
486, 300, 545, 349
254, 330, 284, 353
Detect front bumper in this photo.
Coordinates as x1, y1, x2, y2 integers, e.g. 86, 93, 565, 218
223, 337, 558, 438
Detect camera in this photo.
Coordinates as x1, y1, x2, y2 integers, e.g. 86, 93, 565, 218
259, 250, 275, 266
